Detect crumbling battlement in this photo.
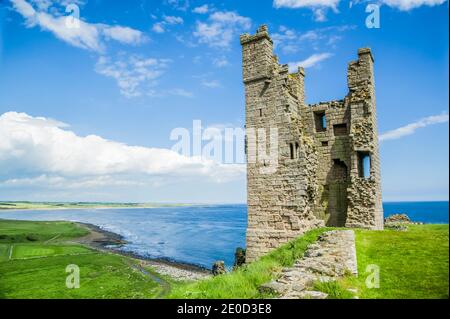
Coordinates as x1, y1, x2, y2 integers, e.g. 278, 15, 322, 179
242, 25, 383, 262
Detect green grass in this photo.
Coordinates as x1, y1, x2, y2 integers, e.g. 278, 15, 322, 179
313, 280, 355, 299
169, 224, 448, 299
315, 224, 449, 299
0, 220, 89, 243
11, 244, 93, 259
0, 244, 10, 262
1, 219, 448, 299
0, 253, 160, 299
0, 219, 164, 299
168, 228, 330, 299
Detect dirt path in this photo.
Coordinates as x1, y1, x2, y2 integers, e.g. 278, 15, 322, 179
129, 262, 171, 299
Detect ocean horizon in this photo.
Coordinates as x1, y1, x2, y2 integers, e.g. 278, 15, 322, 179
0, 201, 448, 269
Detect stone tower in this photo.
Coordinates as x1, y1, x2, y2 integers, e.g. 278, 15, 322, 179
241, 25, 383, 262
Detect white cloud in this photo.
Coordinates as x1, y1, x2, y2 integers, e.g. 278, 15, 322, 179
194, 11, 251, 48
208, 11, 251, 25
10, 0, 151, 97
0, 174, 146, 189
379, 113, 449, 142
28, 0, 54, 11
166, 0, 190, 11
102, 25, 146, 45
381, 0, 446, 11
201, 79, 222, 88
151, 15, 183, 34
12, 0, 36, 17
95, 55, 171, 98
272, 25, 353, 54
280, 44, 300, 54
288, 52, 332, 71
152, 22, 165, 33
272, 26, 301, 52
274, 0, 340, 8
28, 0, 86, 12
10, 0, 146, 53
313, 7, 327, 21
175, 34, 198, 47
166, 88, 194, 98
272, 0, 447, 21
0, 112, 245, 188
193, 4, 209, 14
273, 0, 340, 21
147, 87, 194, 98
12, 0, 102, 51
164, 15, 184, 25
212, 56, 230, 67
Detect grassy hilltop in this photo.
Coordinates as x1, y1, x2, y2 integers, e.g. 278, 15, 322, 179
0, 219, 448, 299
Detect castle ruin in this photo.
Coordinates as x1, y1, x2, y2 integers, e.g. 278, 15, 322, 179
241, 25, 384, 262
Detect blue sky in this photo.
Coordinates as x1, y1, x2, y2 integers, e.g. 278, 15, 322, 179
0, 0, 448, 203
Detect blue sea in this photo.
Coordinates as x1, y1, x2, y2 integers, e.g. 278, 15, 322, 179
0, 202, 447, 268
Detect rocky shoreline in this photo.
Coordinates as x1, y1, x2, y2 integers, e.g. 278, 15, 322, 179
75, 222, 211, 281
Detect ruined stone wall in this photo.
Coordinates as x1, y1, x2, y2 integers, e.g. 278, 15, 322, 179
242, 26, 383, 262
303, 100, 352, 227
241, 26, 323, 262
345, 49, 384, 230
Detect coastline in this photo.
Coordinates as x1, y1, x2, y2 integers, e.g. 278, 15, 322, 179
0, 202, 246, 212
0, 205, 196, 212
74, 222, 211, 281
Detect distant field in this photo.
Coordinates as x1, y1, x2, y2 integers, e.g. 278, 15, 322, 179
0, 201, 192, 210
0, 220, 88, 242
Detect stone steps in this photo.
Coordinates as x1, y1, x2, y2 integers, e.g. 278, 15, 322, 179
259, 230, 358, 299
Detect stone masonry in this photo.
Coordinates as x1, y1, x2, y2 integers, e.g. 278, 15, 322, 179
241, 25, 383, 262
259, 230, 358, 299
